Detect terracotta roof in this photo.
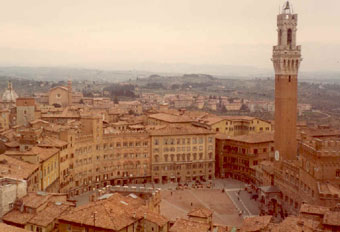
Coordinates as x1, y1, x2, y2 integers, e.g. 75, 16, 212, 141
2, 211, 33, 226
199, 116, 225, 125
59, 193, 147, 231
300, 127, 340, 138
216, 132, 274, 144
4, 141, 20, 148
148, 113, 194, 123
169, 218, 210, 232
149, 124, 214, 136
31, 147, 59, 162
318, 182, 340, 196
188, 208, 213, 218
2, 192, 73, 227
240, 216, 272, 232
29, 202, 72, 227
5, 147, 59, 162
138, 210, 169, 227
300, 203, 330, 215
268, 216, 318, 232
0, 155, 39, 179
38, 136, 68, 148
20, 192, 68, 208
0, 223, 29, 232
323, 211, 340, 226
222, 116, 255, 121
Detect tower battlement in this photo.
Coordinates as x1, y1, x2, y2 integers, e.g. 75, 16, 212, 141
304, 138, 340, 151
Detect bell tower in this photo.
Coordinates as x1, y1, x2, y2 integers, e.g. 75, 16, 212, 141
272, 1, 302, 161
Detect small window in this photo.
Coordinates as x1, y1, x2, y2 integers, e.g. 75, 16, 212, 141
336, 169, 340, 177
289, 76, 291, 82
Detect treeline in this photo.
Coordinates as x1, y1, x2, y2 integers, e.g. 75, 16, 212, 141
103, 84, 137, 98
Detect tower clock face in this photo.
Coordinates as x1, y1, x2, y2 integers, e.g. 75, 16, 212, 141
275, 150, 280, 161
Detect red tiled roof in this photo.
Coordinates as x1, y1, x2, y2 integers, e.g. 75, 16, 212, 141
59, 193, 147, 231
240, 216, 272, 232
0, 223, 29, 232
169, 218, 210, 232
300, 203, 330, 215
149, 124, 214, 136
323, 211, 340, 226
216, 132, 274, 144
2, 192, 73, 227
148, 113, 194, 123
188, 208, 213, 218
0, 155, 39, 179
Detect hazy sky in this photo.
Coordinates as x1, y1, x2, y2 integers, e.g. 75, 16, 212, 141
0, 0, 339, 73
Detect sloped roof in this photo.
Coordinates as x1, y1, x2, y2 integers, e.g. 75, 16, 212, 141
240, 216, 272, 232
188, 208, 213, 218
148, 113, 194, 123
2, 192, 73, 227
137, 210, 169, 227
0, 222, 29, 231
59, 193, 146, 231
323, 211, 340, 226
0, 155, 39, 179
38, 136, 68, 148
149, 124, 214, 136
169, 218, 210, 232
268, 216, 318, 232
300, 203, 330, 215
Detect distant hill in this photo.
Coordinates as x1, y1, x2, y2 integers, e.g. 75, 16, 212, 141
0, 66, 338, 84
0, 66, 153, 82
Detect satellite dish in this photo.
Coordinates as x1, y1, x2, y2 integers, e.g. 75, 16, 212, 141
275, 150, 280, 161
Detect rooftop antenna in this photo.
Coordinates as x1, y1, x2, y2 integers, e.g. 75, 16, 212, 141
282, 0, 292, 14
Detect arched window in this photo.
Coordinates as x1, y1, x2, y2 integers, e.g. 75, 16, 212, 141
287, 29, 292, 46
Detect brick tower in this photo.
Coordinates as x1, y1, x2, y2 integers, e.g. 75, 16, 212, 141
272, 1, 302, 161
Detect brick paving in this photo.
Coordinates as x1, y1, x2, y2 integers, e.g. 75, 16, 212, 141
160, 188, 243, 227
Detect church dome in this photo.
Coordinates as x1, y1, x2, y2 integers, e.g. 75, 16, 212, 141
2, 81, 18, 102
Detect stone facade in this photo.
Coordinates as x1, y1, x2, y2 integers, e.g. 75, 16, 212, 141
150, 125, 215, 184
0, 178, 27, 217
16, 98, 36, 127
215, 133, 274, 183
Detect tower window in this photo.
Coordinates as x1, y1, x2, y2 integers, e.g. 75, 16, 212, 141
278, 29, 282, 45
287, 29, 292, 46
289, 76, 291, 82
336, 169, 340, 177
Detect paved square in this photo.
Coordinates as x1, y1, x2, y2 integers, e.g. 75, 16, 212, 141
160, 188, 243, 227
